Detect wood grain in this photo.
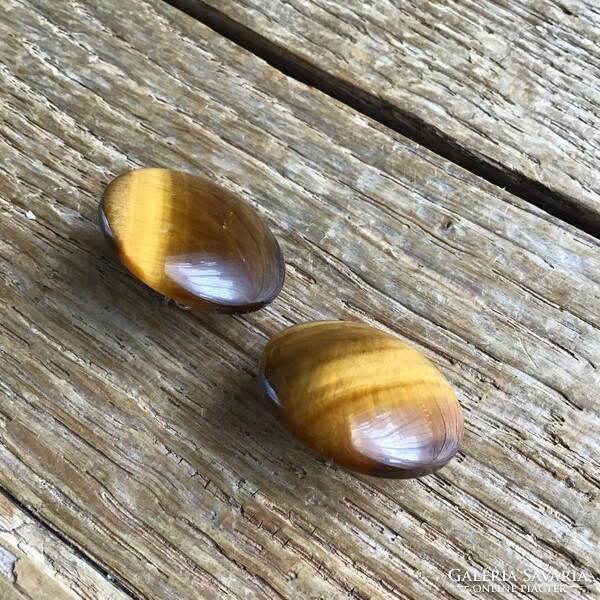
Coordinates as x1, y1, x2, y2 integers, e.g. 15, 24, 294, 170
171, 0, 600, 234
0, 491, 128, 600
1, 0, 599, 598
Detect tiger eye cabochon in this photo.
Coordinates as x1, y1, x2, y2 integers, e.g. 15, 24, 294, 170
259, 321, 464, 478
99, 168, 285, 313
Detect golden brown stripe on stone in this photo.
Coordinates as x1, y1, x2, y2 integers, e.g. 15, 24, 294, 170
100, 168, 285, 313
259, 321, 463, 478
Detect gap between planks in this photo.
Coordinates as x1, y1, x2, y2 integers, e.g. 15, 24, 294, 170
0, 486, 140, 600
164, 0, 600, 239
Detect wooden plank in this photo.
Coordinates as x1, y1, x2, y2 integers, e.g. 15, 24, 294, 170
0, 491, 129, 600
1, 0, 599, 599
170, 0, 600, 234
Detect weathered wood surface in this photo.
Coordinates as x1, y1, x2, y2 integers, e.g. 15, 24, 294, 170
173, 0, 600, 233
0, 492, 127, 600
1, 0, 599, 598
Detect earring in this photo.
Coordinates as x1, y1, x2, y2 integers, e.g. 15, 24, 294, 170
259, 321, 464, 478
99, 168, 285, 313
100, 170, 463, 479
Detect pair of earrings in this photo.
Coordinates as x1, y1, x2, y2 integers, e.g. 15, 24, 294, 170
100, 168, 463, 478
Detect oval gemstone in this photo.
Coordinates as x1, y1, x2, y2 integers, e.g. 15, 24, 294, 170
259, 321, 463, 478
99, 168, 285, 313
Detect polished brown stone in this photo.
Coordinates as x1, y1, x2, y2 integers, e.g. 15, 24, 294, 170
259, 321, 464, 478
100, 168, 285, 312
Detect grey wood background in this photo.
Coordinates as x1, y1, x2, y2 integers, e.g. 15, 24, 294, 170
1, 0, 598, 598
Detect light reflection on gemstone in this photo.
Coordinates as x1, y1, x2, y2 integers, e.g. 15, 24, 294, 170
259, 321, 463, 478
99, 168, 285, 313
165, 253, 252, 305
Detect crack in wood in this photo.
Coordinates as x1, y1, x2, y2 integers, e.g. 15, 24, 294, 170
0, 544, 17, 584
0, 487, 141, 600
163, 0, 600, 239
